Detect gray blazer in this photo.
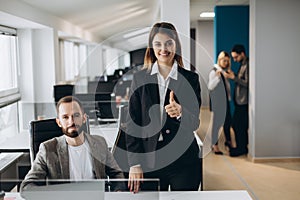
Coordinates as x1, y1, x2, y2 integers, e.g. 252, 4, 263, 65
21, 133, 124, 191
234, 57, 249, 105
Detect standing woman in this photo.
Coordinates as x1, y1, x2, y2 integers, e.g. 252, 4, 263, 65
126, 22, 202, 193
208, 51, 232, 154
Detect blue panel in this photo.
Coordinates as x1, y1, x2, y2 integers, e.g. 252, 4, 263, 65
214, 5, 249, 115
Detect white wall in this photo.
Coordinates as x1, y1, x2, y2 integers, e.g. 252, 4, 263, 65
32, 29, 57, 102
18, 29, 35, 130
250, 0, 300, 158
160, 0, 190, 70
86, 45, 104, 80
195, 21, 214, 108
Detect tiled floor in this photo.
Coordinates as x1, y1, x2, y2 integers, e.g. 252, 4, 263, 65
197, 108, 300, 200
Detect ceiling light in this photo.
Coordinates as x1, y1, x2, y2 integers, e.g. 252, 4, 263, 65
200, 12, 215, 18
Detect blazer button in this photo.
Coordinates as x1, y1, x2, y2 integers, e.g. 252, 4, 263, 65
166, 129, 170, 134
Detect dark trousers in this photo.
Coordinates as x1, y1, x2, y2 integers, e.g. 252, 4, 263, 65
223, 101, 232, 142
232, 104, 248, 152
141, 136, 201, 191
212, 101, 232, 145
142, 158, 201, 191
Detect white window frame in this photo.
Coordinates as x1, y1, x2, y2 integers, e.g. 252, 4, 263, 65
0, 25, 20, 108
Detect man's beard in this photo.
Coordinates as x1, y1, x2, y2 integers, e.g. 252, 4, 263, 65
62, 124, 85, 138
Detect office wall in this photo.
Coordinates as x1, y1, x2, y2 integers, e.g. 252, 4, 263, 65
86, 45, 104, 80
18, 29, 58, 127
32, 29, 57, 103
195, 21, 214, 108
161, 0, 190, 70
250, 0, 300, 158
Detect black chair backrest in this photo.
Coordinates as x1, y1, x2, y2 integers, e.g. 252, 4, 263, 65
29, 117, 90, 163
53, 84, 74, 103
29, 118, 63, 163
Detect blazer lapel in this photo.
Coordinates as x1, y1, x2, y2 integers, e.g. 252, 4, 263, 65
144, 73, 161, 147
57, 136, 70, 179
85, 134, 106, 179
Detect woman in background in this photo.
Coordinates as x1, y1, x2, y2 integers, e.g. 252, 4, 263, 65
208, 51, 232, 154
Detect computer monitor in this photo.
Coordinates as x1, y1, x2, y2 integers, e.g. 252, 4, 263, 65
96, 101, 118, 121
21, 180, 105, 200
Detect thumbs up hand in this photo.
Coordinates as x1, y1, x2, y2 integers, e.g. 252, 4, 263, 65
165, 90, 182, 118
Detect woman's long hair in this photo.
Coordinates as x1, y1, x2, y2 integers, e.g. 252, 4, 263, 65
217, 51, 231, 69
143, 22, 184, 71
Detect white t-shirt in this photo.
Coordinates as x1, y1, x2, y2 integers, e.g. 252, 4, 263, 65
68, 140, 94, 181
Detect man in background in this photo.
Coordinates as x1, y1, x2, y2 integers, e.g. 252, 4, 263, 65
224, 44, 249, 157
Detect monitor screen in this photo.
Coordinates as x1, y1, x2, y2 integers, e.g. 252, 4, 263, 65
21, 180, 105, 200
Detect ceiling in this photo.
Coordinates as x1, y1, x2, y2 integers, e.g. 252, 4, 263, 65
18, 0, 248, 51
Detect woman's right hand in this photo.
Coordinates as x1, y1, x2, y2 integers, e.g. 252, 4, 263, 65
128, 166, 144, 193
216, 69, 222, 77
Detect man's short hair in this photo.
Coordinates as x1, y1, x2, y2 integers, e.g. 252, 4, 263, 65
231, 44, 246, 54
56, 95, 84, 114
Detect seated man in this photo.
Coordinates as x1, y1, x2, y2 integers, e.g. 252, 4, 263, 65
21, 96, 125, 191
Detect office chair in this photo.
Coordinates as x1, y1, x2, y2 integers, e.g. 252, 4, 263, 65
53, 84, 74, 104
111, 105, 130, 179
29, 118, 63, 164
29, 116, 90, 164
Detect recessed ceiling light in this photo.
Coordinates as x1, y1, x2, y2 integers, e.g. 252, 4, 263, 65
200, 12, 215, 18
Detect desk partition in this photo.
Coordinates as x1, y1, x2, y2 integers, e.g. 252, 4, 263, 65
6, 190, 253, 200
19, 179, 160, 200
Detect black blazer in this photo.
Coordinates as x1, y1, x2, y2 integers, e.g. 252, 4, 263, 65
126, 66, 201, 170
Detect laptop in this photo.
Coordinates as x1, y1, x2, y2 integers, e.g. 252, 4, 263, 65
21, 180, 105, 200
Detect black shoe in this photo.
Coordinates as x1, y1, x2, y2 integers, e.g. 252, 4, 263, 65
214, 151, 224, 155
211, 146, 224, 155
229, 148, 248, 157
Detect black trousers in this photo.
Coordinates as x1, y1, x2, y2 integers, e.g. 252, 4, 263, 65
232, 104, 248, 152
212, 101, 232, 145
142, 158, 201, 191
141, 136, 201, 191
223, 101, 232, 142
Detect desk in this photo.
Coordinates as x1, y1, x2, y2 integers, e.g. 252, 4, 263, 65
0, 133, 30, 153
5, 191, 253, 200
0, 153, 24, 191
